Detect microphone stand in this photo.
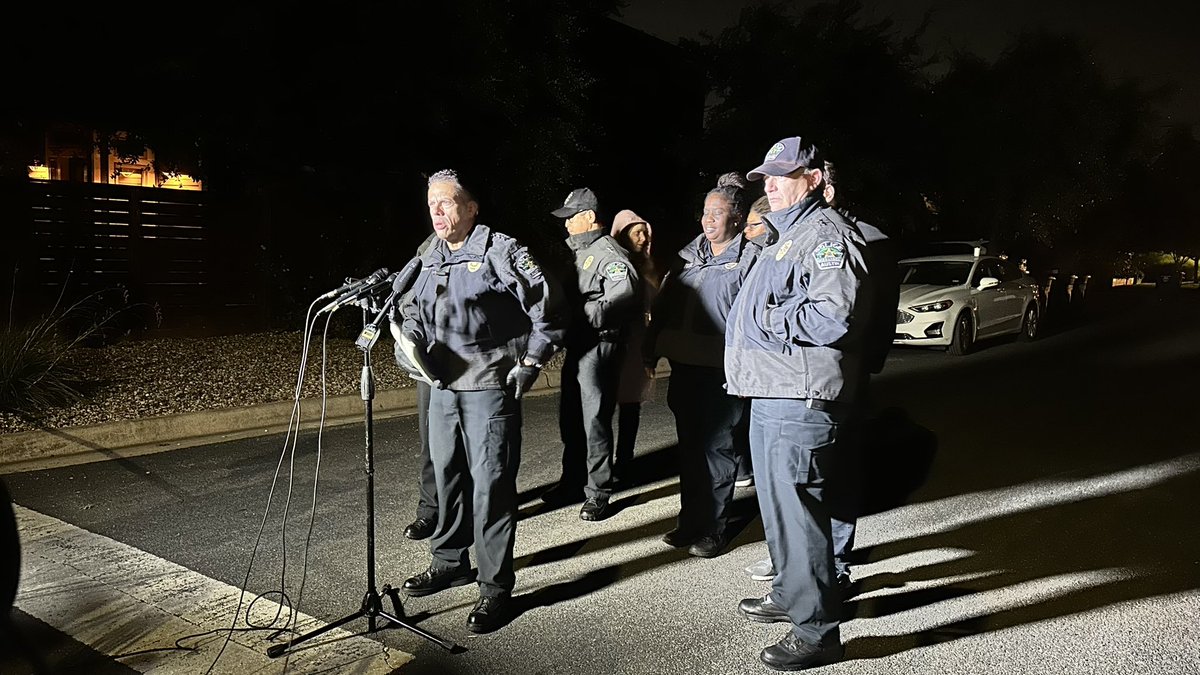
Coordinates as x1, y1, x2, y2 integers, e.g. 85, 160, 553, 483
267, 295, 454, 658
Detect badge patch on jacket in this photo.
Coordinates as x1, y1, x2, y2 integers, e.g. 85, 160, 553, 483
516, 251, 542, 279
583, 255, 595, 270
467, 261, 483, 273
775, 240, 793, 261
812, 241, 846, 270
724, 261, 739, 270
604, 261, 629, 281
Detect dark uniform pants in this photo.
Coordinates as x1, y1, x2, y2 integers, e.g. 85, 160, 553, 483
558, 339, 622, 499
666, 362, 743, 535
750, 398, 855, 645
415, 380, 438, 521
428, 388, 521, 597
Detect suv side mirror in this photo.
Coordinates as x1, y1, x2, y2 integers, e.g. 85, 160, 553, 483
977, 276, 1000, 290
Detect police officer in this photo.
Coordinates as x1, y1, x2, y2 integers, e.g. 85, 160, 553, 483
725, 138, 875, 670
741, 163, 899, 589
644, 172, 762, 559
396, 169, 566, 633
542, 187, 640, 521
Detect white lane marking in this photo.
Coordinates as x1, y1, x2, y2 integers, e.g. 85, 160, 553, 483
14, 504, 413, 674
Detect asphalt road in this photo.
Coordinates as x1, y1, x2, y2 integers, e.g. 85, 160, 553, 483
5, 286, 1200, 674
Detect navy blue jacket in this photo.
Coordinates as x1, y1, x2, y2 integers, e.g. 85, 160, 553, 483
646, 232, 763, 369
724, 195, 873, 402
401, 224, 566, 391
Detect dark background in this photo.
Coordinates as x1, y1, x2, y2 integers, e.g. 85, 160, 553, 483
1, 0, 1196, 335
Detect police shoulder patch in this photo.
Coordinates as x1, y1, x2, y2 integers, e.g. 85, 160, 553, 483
603, 260, 629, 282
812, 240, 846, 270
515, 250, 542, 279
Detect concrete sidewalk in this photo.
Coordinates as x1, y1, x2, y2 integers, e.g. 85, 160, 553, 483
0, 363, 670, 474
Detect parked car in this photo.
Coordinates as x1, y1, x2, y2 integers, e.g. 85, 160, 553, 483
893, 254, 1041, 355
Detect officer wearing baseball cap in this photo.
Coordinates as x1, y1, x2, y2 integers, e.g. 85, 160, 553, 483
542, 187, 641, 521
725, 137, 877, 670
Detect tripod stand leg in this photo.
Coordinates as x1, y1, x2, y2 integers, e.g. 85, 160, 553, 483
376, 609, 457, 652
266, 609, 365, 658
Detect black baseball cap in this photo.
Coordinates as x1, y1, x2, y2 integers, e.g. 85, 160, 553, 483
551, 187, 599, 218
746, 137, 823, 181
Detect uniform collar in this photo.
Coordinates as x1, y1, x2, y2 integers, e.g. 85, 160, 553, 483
428, 223, 491, 261
680, 232, 749, 265
565, 228, 605, 251
763, 193, 822, 244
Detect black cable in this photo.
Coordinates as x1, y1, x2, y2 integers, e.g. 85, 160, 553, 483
280, 311, 337, 672
201, 297, 325, 674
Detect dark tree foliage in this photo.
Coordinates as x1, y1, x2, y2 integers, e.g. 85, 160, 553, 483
685, 0, 935, 236
930, 33, 1156, 266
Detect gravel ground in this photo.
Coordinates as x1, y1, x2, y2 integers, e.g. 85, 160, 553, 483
1, 331, 434, 434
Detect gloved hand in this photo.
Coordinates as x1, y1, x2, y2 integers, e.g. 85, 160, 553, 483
505, 363, 541, 400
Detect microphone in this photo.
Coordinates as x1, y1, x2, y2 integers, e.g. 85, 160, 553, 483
320, 270, 393, 314
315, 268, 390, 302
355, 257, 423, 352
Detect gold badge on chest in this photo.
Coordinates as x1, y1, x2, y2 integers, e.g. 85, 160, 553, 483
467, 261, 482, 273
583, 255, 595, 270
775, 240, 793, 261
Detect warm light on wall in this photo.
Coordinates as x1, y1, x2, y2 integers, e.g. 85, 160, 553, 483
28, 165, 50, 180
159, 173, 203, 191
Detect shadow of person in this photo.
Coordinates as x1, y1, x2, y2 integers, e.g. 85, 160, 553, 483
841, 456, 1200, 660
859, 406, 939, 519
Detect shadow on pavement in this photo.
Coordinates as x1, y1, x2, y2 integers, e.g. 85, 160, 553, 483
844, 457, 1200, 659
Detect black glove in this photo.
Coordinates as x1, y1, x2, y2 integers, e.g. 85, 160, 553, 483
505, 363, 541, 400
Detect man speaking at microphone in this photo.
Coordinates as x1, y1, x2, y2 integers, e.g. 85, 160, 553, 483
393, 169, 566, 633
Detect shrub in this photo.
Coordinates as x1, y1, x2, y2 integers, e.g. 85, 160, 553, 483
0, 287, 148, 418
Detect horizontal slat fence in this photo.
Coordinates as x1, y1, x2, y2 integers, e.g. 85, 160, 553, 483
2, 179, 265, 336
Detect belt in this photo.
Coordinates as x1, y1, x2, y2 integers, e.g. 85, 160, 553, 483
805, 398, 852, 415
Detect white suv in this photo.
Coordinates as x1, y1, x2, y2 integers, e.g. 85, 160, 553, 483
893, 254, 1041, 355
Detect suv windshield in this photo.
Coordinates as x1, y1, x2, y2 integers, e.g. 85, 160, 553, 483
899, 261, 974, 286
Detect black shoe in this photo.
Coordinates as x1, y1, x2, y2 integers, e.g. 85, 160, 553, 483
403, 517, 436, 540
401, 565, 475, 598
688, 532, 730, 558
579, 497, 611, 521
541, 482, 585, 506
738, 595, 790, 624
661, 528, 698, 548
759, 631, 844, 671
466, 593, 510, 633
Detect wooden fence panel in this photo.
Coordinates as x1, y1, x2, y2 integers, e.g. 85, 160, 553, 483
1, 179, 265, 336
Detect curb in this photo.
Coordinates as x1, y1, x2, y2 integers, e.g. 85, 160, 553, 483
0, 363, 670, 473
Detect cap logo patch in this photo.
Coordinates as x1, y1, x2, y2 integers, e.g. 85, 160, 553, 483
582, 255, 595, 270
813, 241, 846, 270
765, 142, 786, 161
467, 261, 482, 273
775, 240, 793, 261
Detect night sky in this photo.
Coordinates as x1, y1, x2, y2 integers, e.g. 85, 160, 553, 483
620, 0, 1200, 128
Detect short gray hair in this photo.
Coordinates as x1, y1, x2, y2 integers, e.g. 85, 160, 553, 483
427, 169, 475, 202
